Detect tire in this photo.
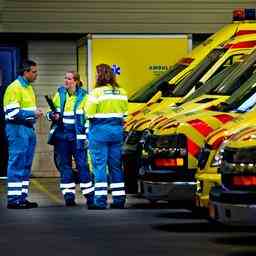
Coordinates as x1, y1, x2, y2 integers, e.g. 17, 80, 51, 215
123, 155, 139, 194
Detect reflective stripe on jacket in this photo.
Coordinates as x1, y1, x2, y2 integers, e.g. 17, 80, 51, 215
4, 76, 36, 127
86, 85, 128, 125
47, 86, 88, 149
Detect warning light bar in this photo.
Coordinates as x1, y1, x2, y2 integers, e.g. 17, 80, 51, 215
233, 8, 256, 21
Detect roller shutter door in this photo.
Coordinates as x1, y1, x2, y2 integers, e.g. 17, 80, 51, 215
28, 40, 77, 177
3, 1, 256, 34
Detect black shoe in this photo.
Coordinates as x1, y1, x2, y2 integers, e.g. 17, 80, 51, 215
110, 204, 125, 209
25, 200, 38, 208
87, 204, 106, 210
65, 200, 77, 207
7, 201, 38, 209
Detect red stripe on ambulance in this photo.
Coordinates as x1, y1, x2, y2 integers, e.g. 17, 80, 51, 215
187, 119, 214, 137
187, 138, 201, 158
235, 30, 256, 36
213, 114, 234, 124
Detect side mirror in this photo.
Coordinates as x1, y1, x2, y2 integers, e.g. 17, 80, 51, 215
159, 81, 174, 97
147, 91, 162, 105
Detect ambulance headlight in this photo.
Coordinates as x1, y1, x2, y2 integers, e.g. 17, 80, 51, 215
196, 180, 204, 193
211, 140, 229, 167
211, 149, 224, 167
220, 146, 256, 175
150, 134, 187, 157
140, 129, 152, 142
139, 129, 153, 150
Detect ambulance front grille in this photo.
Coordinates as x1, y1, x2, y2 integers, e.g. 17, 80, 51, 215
223, 146, 256, 164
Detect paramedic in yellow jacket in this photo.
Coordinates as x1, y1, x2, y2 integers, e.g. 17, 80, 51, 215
4, 60, 43, 209
86, 64, 128, 209
47, 71, 94, 207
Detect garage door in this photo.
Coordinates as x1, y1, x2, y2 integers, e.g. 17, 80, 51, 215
28, 40, 77, 177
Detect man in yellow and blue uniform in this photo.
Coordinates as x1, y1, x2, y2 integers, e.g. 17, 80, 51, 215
47, 71, 94, 207
86, 63, 128, 209
4, 60, 43, 209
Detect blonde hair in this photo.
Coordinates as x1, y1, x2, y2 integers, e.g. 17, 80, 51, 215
67, 71, 83, 87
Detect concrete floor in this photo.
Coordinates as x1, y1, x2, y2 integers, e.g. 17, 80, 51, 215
1, 178, 256, 256
0, 177, 151, 208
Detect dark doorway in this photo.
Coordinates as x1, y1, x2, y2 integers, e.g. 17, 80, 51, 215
0, 47, 20, 177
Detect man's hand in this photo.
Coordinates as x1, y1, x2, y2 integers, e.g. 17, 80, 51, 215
51, 112, 60, 121
35, 108, 44, 119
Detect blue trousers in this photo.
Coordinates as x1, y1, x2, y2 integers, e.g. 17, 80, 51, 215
89, 127, 126, 208
5, 124, 36, 204
54, 139, 94, 204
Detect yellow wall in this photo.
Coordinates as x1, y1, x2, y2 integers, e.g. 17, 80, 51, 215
89, 35, 190, 96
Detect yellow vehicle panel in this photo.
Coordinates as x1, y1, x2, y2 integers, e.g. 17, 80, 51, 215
126, 48, 227, 130
128, 39, 256, 132
127, 20, 256, 126
170, 21, 256, 85
142, 66, 256, 173
225, 126, 256, 148
133, 95, 231, 132
126, 96, 180, 130
196, 172, 220, 208
126, 9, 256, 196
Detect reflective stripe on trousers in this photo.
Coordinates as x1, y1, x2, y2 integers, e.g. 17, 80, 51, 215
89, 124, 126, 208
5, 124, 36, 204
55, 139, 93, 202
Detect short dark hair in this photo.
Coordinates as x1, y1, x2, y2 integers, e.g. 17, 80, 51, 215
19, 60, 37, 75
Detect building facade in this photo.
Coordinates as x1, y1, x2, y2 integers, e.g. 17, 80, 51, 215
0, 0, 255, 177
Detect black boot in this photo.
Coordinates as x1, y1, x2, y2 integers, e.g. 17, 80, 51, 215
24, 200, 38, 208
110, 203, 125, 209
7, 200, 38, 209
87, 204, 106, 210
65, 199, 77, 207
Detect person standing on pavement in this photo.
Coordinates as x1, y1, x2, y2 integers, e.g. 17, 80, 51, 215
47, 71, 94, 207
4, 60, 43, 209
86, 63, 128, 209
0, 83, 8, 178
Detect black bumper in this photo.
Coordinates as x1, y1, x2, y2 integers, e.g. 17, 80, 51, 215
141, 169, 197, 183
210, 186, 256, 205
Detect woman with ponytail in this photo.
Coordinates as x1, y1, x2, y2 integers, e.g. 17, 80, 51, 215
47, 71, 94, 207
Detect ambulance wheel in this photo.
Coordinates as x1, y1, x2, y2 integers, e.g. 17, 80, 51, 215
123, 155, 139, 194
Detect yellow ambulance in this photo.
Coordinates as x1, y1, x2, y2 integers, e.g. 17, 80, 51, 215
196, 101, 256, 210
124, 43, 256, 193
208, 126, 256, 225
126, 39, 256, 145
137, 53, 256, 203
127, 8, 256, 116
126, 36, 256, 134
